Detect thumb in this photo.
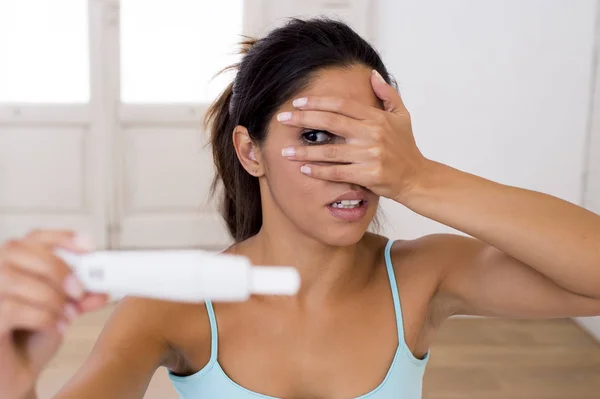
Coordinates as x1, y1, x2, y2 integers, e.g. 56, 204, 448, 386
371, 70, 408, 114
26, 329, 63, 373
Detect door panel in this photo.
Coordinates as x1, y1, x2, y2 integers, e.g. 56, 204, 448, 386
0, 127, 86, 211
116, 118, 229, 249
0, 109, 104, 246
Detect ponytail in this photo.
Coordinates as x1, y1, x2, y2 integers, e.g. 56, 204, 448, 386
206, 38, 262, 242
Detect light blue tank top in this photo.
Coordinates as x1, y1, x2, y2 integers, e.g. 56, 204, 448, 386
168, 239, 429, 398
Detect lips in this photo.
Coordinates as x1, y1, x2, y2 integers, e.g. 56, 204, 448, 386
329, 190, 368, 205
327, 190, 369, 221
330, 199, 364, 209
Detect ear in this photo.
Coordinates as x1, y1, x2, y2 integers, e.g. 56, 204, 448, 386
232, 125, 264, 177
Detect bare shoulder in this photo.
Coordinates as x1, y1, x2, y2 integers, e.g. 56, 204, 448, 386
360, 233, 481, 350
386, 234, 485, 322
55, 296, 211, 398
156, 298, 213, 374
363, 232, 481, 282
389, 233, 483, 273
387, 233, 488, 291
115, 296, 213, 371
80, 296, 177, 366
84, 295, 212, 368
57, 297, 210, 398
361, 232, 450, 302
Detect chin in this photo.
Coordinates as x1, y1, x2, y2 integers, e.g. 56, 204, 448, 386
313, 221, 371, 247
311, 201, 378, 247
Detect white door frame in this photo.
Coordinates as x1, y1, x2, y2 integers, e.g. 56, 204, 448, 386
575, 0, 600, 342
89, 0, 119, 249
583, 1, 600, 219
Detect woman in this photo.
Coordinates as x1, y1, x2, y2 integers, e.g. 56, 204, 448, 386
1, 18, 599, 399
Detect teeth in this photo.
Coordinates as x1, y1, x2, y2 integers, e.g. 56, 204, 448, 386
331, 200, 363, 209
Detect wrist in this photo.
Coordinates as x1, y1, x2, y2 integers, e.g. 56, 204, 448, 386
394, 158, 447, 206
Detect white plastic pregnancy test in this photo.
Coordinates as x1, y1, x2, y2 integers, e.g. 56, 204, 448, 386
54, 249, 301, 302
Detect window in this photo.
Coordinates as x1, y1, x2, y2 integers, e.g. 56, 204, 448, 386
120, 0, 244, 103
0, 0, 90, 103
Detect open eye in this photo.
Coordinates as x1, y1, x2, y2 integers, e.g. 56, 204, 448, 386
301, 130, 333, 145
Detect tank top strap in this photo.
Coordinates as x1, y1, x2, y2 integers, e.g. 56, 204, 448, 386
384, 238, 405, 343
205, 300, 219, 363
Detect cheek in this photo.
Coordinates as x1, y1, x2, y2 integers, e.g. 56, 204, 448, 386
266, 156, 327, 201
262, 127, 329, 204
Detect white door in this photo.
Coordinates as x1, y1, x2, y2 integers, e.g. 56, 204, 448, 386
0, 1, 109, 248
107, 0, 248, 250
0, 0, 251, 250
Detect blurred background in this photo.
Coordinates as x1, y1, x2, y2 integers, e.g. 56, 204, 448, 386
1, 0, 599, 398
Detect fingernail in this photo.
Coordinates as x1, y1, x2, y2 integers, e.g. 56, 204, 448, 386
281, 147, 295, 156
64, 275, 85, 299
300, 165, 311, 175
63, 303, 78, 322
57, 320, 69, 334
277, 112, 292, 122
73, 233, 94, 251
373, 70, 386, 85
292, 98, 307, 107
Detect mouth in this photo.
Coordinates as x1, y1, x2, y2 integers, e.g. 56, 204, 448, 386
326, 199, 368, 222
328, 199, 365, 209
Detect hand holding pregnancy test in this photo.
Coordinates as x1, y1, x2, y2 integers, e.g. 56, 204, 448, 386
54, 249, 301, 302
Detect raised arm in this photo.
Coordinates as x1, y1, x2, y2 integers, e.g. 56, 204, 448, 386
404, 162, 600, 318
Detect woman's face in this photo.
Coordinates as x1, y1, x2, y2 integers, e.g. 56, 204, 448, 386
259, 65, 381, 246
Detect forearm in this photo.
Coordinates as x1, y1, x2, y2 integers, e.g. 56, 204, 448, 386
402, 161, 600, 298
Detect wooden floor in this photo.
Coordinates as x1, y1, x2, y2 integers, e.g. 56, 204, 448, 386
37, 306, 600, 399
422, 318, 600, 399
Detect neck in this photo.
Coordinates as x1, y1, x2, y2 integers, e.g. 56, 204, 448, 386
238, 225, 374, 304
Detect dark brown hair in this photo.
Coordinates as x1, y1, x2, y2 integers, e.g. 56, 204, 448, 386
206, 17, 395, 242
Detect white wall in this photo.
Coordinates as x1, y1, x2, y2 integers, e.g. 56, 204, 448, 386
374, 0, 596, 237
374, 0, 600, 339
580, 1, 600, 340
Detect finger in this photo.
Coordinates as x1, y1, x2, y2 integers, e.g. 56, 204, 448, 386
22, 229, 94, 254
276, 110, 363, 139
300, 163, 368, 185
77, 293, 110, 313
0, 241, 85, 301
371, 70, 408, 115
282, 144, 370, 164
0, 297, 64, 335
291, 96, 380, 120
0, 266, 71, 319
